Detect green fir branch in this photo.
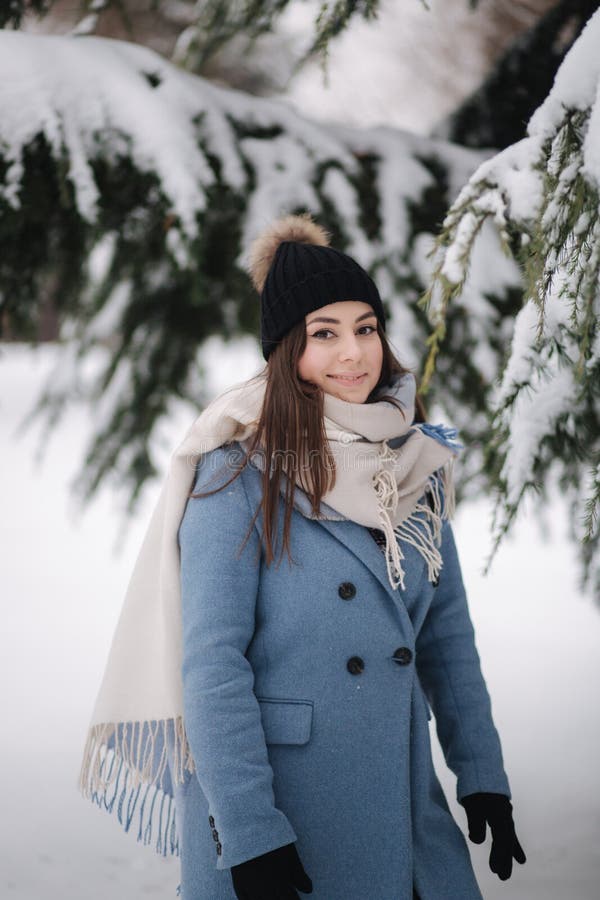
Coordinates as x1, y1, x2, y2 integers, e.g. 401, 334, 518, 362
0, 0, 51, 28
582, 461, 600, 542
417, 180, 512, 394
417, 99, 600, 595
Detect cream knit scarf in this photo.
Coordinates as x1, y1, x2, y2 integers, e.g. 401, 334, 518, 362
78, 370, 462, 856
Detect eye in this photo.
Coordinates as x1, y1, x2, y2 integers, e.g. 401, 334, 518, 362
309, 325, 377, 341
310, 329, 333, 339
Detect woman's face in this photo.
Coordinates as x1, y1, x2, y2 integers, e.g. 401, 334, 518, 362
297, 300, 383, 403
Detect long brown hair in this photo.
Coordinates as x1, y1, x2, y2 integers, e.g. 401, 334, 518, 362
190, 319, 427, 569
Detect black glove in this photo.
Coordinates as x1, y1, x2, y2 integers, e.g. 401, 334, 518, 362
230, 841, 313, 900
459, 792, 526, 880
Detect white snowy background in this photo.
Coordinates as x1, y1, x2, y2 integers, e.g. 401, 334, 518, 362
3, 1, 600, 897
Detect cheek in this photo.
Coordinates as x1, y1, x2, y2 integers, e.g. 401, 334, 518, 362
297, 346, 315, 380
371, 339, 384, 370
298, 342, 331, 382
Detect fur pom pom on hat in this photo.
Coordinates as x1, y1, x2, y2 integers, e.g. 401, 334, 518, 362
248, 213, 387, 360
248, 213, 331, 293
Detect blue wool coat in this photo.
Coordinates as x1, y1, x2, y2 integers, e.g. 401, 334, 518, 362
175, 442, 511, 900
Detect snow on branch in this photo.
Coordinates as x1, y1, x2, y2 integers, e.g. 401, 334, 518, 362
2, 30, 504, 512
0, 30, 478, 272
420, 9, 600, 594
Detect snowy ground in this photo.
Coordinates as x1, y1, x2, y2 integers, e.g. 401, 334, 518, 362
1, 343, 599, 899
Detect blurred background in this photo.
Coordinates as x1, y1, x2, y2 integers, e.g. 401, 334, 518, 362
1, 1, 599, 897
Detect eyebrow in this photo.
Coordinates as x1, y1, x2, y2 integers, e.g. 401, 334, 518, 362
306, 311, 377, 327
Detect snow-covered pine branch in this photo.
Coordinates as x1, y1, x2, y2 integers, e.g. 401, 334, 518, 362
1, 30, 521, 507
0, 0, 49, 29
420, 9, 600, 596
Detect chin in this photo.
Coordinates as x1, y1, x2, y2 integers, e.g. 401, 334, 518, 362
327, 384, 371, 402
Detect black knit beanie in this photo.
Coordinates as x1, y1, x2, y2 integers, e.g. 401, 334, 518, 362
248, 214, 386, 361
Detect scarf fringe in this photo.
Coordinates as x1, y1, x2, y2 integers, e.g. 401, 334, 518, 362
78, 717, 195, 857
373, 447, 457, 591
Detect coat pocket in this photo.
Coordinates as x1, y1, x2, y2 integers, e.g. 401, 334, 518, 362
257, 697, 314, 746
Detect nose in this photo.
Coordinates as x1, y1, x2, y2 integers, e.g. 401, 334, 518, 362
338, 332, 362, 361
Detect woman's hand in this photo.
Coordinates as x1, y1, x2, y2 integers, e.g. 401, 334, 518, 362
459, 792, 526, 880
230, 841, 313, 899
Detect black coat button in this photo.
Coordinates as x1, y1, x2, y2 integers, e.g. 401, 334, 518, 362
208, 815, 215, 828
432, 575, 440, 587
216, 841, 222, 855
347, 655, 364, 675
392, 647, 413, 666
338, 582, 356, 600
211, 829, 219, 842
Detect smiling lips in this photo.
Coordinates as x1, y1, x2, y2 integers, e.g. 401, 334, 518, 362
328, 373, 368, 385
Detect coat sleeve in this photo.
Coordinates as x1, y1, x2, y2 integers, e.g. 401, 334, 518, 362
415, 518, 512, 803
177, 447, 298, 870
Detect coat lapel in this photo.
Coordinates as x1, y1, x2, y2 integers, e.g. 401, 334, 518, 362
239, 446, 418, 636
314, 517, 416, 638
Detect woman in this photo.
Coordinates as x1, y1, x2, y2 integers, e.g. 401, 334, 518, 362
79, 214, 525, 899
